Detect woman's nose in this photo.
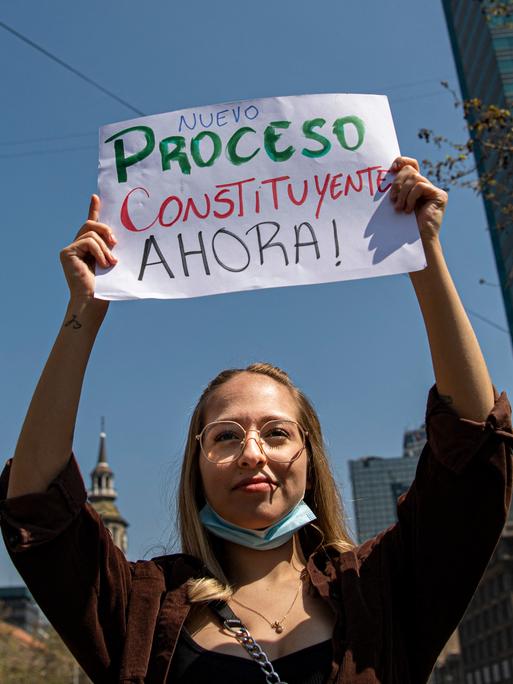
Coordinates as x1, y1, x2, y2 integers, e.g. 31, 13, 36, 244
237, 433, 267, 467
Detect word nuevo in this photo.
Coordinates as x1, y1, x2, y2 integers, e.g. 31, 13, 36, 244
104, 116, 366, 183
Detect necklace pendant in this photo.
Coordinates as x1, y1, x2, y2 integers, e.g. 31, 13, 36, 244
272, 622, 284, 634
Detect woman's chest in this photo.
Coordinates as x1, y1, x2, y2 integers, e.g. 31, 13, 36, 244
184, 586, 337, 662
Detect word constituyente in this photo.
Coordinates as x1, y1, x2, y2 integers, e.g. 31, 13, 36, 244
105, 116, 366, 183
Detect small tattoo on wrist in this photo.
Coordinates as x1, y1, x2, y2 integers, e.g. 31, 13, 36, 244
64, 314, 82, 330
440, 394, 453, 405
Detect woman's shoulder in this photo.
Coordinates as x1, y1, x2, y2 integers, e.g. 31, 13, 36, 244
307, 533, 397, 580
131, 552, 205, 586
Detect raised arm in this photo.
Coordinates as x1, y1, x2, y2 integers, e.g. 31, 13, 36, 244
7, 195, 117, 498
390, 156, 494, 421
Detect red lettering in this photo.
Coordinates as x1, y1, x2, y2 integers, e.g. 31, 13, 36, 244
213, 188, 235, 219
183, 193, 211, 222
216, 177, 256, 217
344, 173, 363, 195
159, 195, 183, 227
356, 166, 380, 196
313, 173, 331, 219
287, 179, 309, 206
377, 168, 392, 193
120, 187, 158, 232
329, 174, 343, 200
261, 175, 290, 210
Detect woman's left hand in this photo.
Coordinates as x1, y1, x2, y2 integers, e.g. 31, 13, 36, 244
390, 156, 448, 243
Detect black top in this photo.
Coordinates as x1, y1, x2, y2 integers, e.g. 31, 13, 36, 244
167, 628, 333, 683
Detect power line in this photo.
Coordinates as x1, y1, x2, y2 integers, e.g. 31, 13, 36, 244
0, 74, 448, 150
0, 88, 454, 157
0, 20, 146, 116
377, 77, 444, 93
0, 130, 96, 146
0, 144, 96, 159
400, 274, 507, 334
390, 90, 449, 105
467, 309, 509, 333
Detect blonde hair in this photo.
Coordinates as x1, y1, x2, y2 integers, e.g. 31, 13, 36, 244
178, 363, 355, 603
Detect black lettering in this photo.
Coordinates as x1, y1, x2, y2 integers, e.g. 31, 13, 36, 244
177, 231, 210, 277
294, 222, 320, 264
138, 235, 175, 280
212, 229, 251, 272
246, 221, 289, 266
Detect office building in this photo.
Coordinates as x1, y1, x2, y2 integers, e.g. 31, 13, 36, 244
348, 424, 426, 543
442, 0, 513, 343
457, 523, 513, 684
0, 586, 39, 634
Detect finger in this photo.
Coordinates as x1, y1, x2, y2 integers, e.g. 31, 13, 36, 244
62, 237, 109, 271
405, 181, 446, 214
390, 168, 423, 205
88, 194, 101, 222
74, 233, 117, 266
75, 236, 115, 269
389, 165, 421, 197
395, 175, 421, 211
76, 220, 117, 245
391, 156, 420, 173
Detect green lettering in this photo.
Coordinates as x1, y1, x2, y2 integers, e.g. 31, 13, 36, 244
190, 131, 222, 168
160, 136, 191, 175
332, 116, 365, 151
264, 121, 295, 162
104, 126, 155, 183
226, 127, 260, 165
301, 118, 331, 158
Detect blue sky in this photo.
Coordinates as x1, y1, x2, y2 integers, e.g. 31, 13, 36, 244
1, 0, 511, 584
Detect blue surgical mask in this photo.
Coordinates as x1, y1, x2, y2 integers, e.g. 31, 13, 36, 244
199, 499, 317, 550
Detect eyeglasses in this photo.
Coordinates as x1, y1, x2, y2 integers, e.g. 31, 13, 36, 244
196, 419, 308, 464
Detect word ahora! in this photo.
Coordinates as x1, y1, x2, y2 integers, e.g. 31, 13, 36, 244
105, 117, 366, 183
137, 219, 343, 282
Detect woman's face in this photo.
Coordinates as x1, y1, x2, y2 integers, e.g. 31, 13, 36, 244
199, 372, 309, 530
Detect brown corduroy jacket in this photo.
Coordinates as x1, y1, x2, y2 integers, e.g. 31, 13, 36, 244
1, 386, 513, 684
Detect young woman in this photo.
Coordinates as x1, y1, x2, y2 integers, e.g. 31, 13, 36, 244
1, 157, 511, 684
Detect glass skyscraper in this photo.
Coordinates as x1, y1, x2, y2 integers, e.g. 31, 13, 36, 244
442, 1, 513, 344
349, 425, 426, 543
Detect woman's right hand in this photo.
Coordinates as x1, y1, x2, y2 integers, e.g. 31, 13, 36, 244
60, 194, 117, 307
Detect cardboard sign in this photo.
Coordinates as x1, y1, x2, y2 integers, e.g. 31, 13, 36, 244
96, 94, 425, 300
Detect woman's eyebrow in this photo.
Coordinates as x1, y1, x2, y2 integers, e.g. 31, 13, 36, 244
211, 414, 295, 424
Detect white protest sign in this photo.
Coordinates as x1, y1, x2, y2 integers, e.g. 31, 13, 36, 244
96, 94, 426, 300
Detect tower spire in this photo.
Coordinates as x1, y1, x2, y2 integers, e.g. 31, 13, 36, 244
98, 416, 107, 464
88, 418, 129, 554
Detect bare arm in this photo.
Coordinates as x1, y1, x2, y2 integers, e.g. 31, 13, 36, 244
6, 196, 117, 498
391, 156, 494, 421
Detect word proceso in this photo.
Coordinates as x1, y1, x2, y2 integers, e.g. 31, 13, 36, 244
104, 116, 366, 183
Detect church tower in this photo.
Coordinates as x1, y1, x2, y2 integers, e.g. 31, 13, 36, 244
88, 419, 129, 554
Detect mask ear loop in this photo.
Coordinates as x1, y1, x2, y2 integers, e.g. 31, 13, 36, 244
301, 439, 326, 556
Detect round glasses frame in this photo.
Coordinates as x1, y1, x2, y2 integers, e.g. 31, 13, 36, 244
195, 419, 309, 464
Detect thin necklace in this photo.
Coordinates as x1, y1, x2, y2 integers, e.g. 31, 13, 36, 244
230, 571, 304, 634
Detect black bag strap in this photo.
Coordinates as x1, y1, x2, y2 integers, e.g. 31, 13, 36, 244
209, 599, 240, 624
207, 600, 288, 684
